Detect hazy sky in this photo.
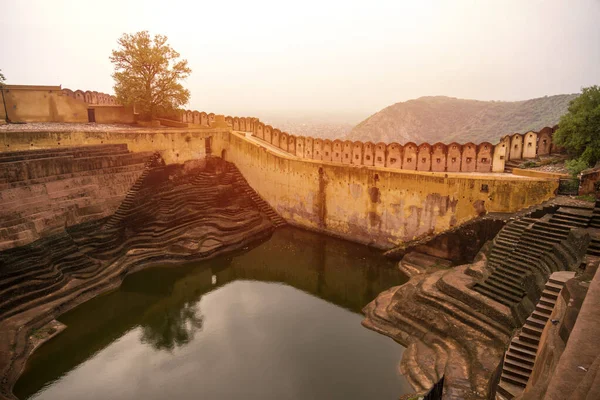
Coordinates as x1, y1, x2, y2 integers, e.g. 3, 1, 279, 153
3, 0, 599, 122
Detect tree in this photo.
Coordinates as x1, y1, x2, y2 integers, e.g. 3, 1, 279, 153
110, 31, 191, 120
553, 85, 600, 175
0, 69, 9, 123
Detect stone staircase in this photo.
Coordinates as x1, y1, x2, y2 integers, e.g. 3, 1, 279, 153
226, 163, 286, 228
0, 158, 275, 321
0, 145, 152, 251
589, 200, 600, 229
497, 271, 575, 399
548, 207, 592, 228
103, 153, 161, 230
503, 160, 522, 174
503, 158, 539, 174
473, 217, 576, 309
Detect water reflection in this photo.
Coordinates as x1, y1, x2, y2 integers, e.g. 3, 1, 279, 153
15, 227, 410, 400
140, 302, 203, 351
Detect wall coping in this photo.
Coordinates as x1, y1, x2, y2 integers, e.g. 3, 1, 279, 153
3, 85, 62, 91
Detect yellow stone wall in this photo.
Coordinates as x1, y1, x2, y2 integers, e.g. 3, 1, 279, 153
1, 128, 229, 164
225, 132, 557, 248
1, 128, 558, 248
0, 86, 89, 123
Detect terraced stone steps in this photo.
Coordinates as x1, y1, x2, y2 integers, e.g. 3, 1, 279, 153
590, 200, 600, 229
0, 158, 276, 324
473, 214, 580, 309
0, 144, 129, 163
548, 207, 592, 228
102, 153, 160, 230
497, 271, 575, 399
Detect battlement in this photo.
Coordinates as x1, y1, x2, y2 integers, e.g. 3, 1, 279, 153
61, 88, 119, 106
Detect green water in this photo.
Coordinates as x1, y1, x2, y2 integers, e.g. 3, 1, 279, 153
15, 227, 411, 400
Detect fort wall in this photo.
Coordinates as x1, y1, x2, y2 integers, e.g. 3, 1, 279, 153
1, 86, 89, 123
1, 128, 224, 164
225, 116, 559, 174
1, 125, 558, 249
224, 132, 557, 248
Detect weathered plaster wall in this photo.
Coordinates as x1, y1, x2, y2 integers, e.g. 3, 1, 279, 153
93, 105, 136, 124
225, 132, 558, 248
1, 125, 558, 248
1, 86, 88, 123
1, 128, 228, 164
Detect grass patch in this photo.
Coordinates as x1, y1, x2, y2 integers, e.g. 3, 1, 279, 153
521, 161, 539, 168
576, 194, 596, 202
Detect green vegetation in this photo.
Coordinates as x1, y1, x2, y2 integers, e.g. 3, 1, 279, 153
554, 86, 600, 176
576, 194, 596, 203
0, 69, 5, 85
521, 160, 539, 168
347, 94, 578, 144
110, 31, 191, 120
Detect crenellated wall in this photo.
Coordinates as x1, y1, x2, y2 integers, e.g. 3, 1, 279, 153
229, 116, 559, 173
223, 131, 558, 248
5, 83, 560, 174
61, 88, 119, 105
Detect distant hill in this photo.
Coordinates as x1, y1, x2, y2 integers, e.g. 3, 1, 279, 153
346, 94, 578, 144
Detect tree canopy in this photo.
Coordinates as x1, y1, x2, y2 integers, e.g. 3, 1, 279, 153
110, 31, 191, 120
553, 85, 600, 175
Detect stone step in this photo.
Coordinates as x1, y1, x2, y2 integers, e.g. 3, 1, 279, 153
519, 331, 541, 345
506, 349, 535, 366
477, 282, 523, 303
510, 338, 539, 355
473, 284, 515, 307
502, 365, 530, 382
531, 310, 551, 322
538, 296, 556, 308
542, 287, 560, 300
545, 281, 563, 293
504, 358, 534, 374
522, 323, 544, 336
526, 315, 548, 329
535, 303, 554, 315
487, 276, 524, 298
501, 373, 529, 388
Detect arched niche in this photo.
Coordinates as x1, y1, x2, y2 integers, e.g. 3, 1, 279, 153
296, 136, 305, 158
332, 140, 343, 163
386, 143, 402, 169
342, 140, 353, 164
510, 133, 523, 160
305, 137, 314, 159
537, 127, 553, 156
352, 141, 363, 165
461, 142, 477, 172
374, 142, 386, 167
447, 142, 462, 172
431, 143, 447, 172
523, 131, 537, 159
476, 142, 493, 172
363, 142, 375, 166
313, 139, 323, 160
402, 142, 418, 170
417, 143, 432, 171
